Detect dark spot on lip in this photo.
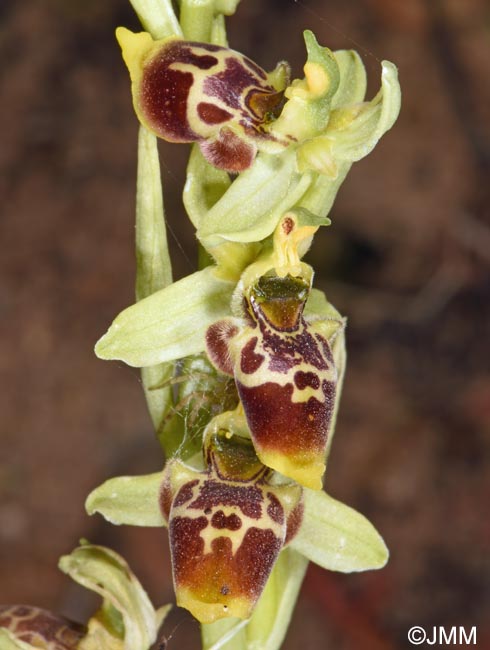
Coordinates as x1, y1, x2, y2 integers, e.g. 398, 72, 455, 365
294, 370, 321, 390
211, 510, 242, 530
197, 101, 233, 125
240, 336, 265, 374
173, 479, 199, 508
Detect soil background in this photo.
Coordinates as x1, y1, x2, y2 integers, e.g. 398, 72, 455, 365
1, 1, 489, 648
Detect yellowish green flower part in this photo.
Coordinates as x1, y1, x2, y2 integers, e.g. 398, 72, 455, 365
0, 2, 400, 650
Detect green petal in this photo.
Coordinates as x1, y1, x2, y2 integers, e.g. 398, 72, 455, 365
95, 267, 234, 367
290, 489, 389, 572
59, 544, 166, 650
85, 473, 165, 527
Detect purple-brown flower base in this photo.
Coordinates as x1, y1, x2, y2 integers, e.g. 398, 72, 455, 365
0, 605, 86, 650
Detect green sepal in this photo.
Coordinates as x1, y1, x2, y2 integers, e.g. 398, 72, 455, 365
59, 543, 170, 650
95, 266, 235, 367
290, 489, 389, 572
85, 473, 166, 527
197, 150, 310, 247
201, 618, 247, 650
184, 145, 232, 230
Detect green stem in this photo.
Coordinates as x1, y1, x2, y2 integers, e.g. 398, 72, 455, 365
129, 0, 182, 39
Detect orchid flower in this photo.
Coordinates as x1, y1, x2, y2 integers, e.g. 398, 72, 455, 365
0, 544, 170, 650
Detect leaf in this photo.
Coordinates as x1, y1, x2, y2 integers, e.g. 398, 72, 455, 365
85, 473, 166, 527
59, 544, 167, 650
95, 266, 235, 367
290, 489, 389, 572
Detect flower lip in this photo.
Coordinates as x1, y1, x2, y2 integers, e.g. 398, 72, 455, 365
117, 27, 292, 172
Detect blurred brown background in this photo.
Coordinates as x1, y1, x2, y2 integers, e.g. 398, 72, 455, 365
1, 0, 489, 648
